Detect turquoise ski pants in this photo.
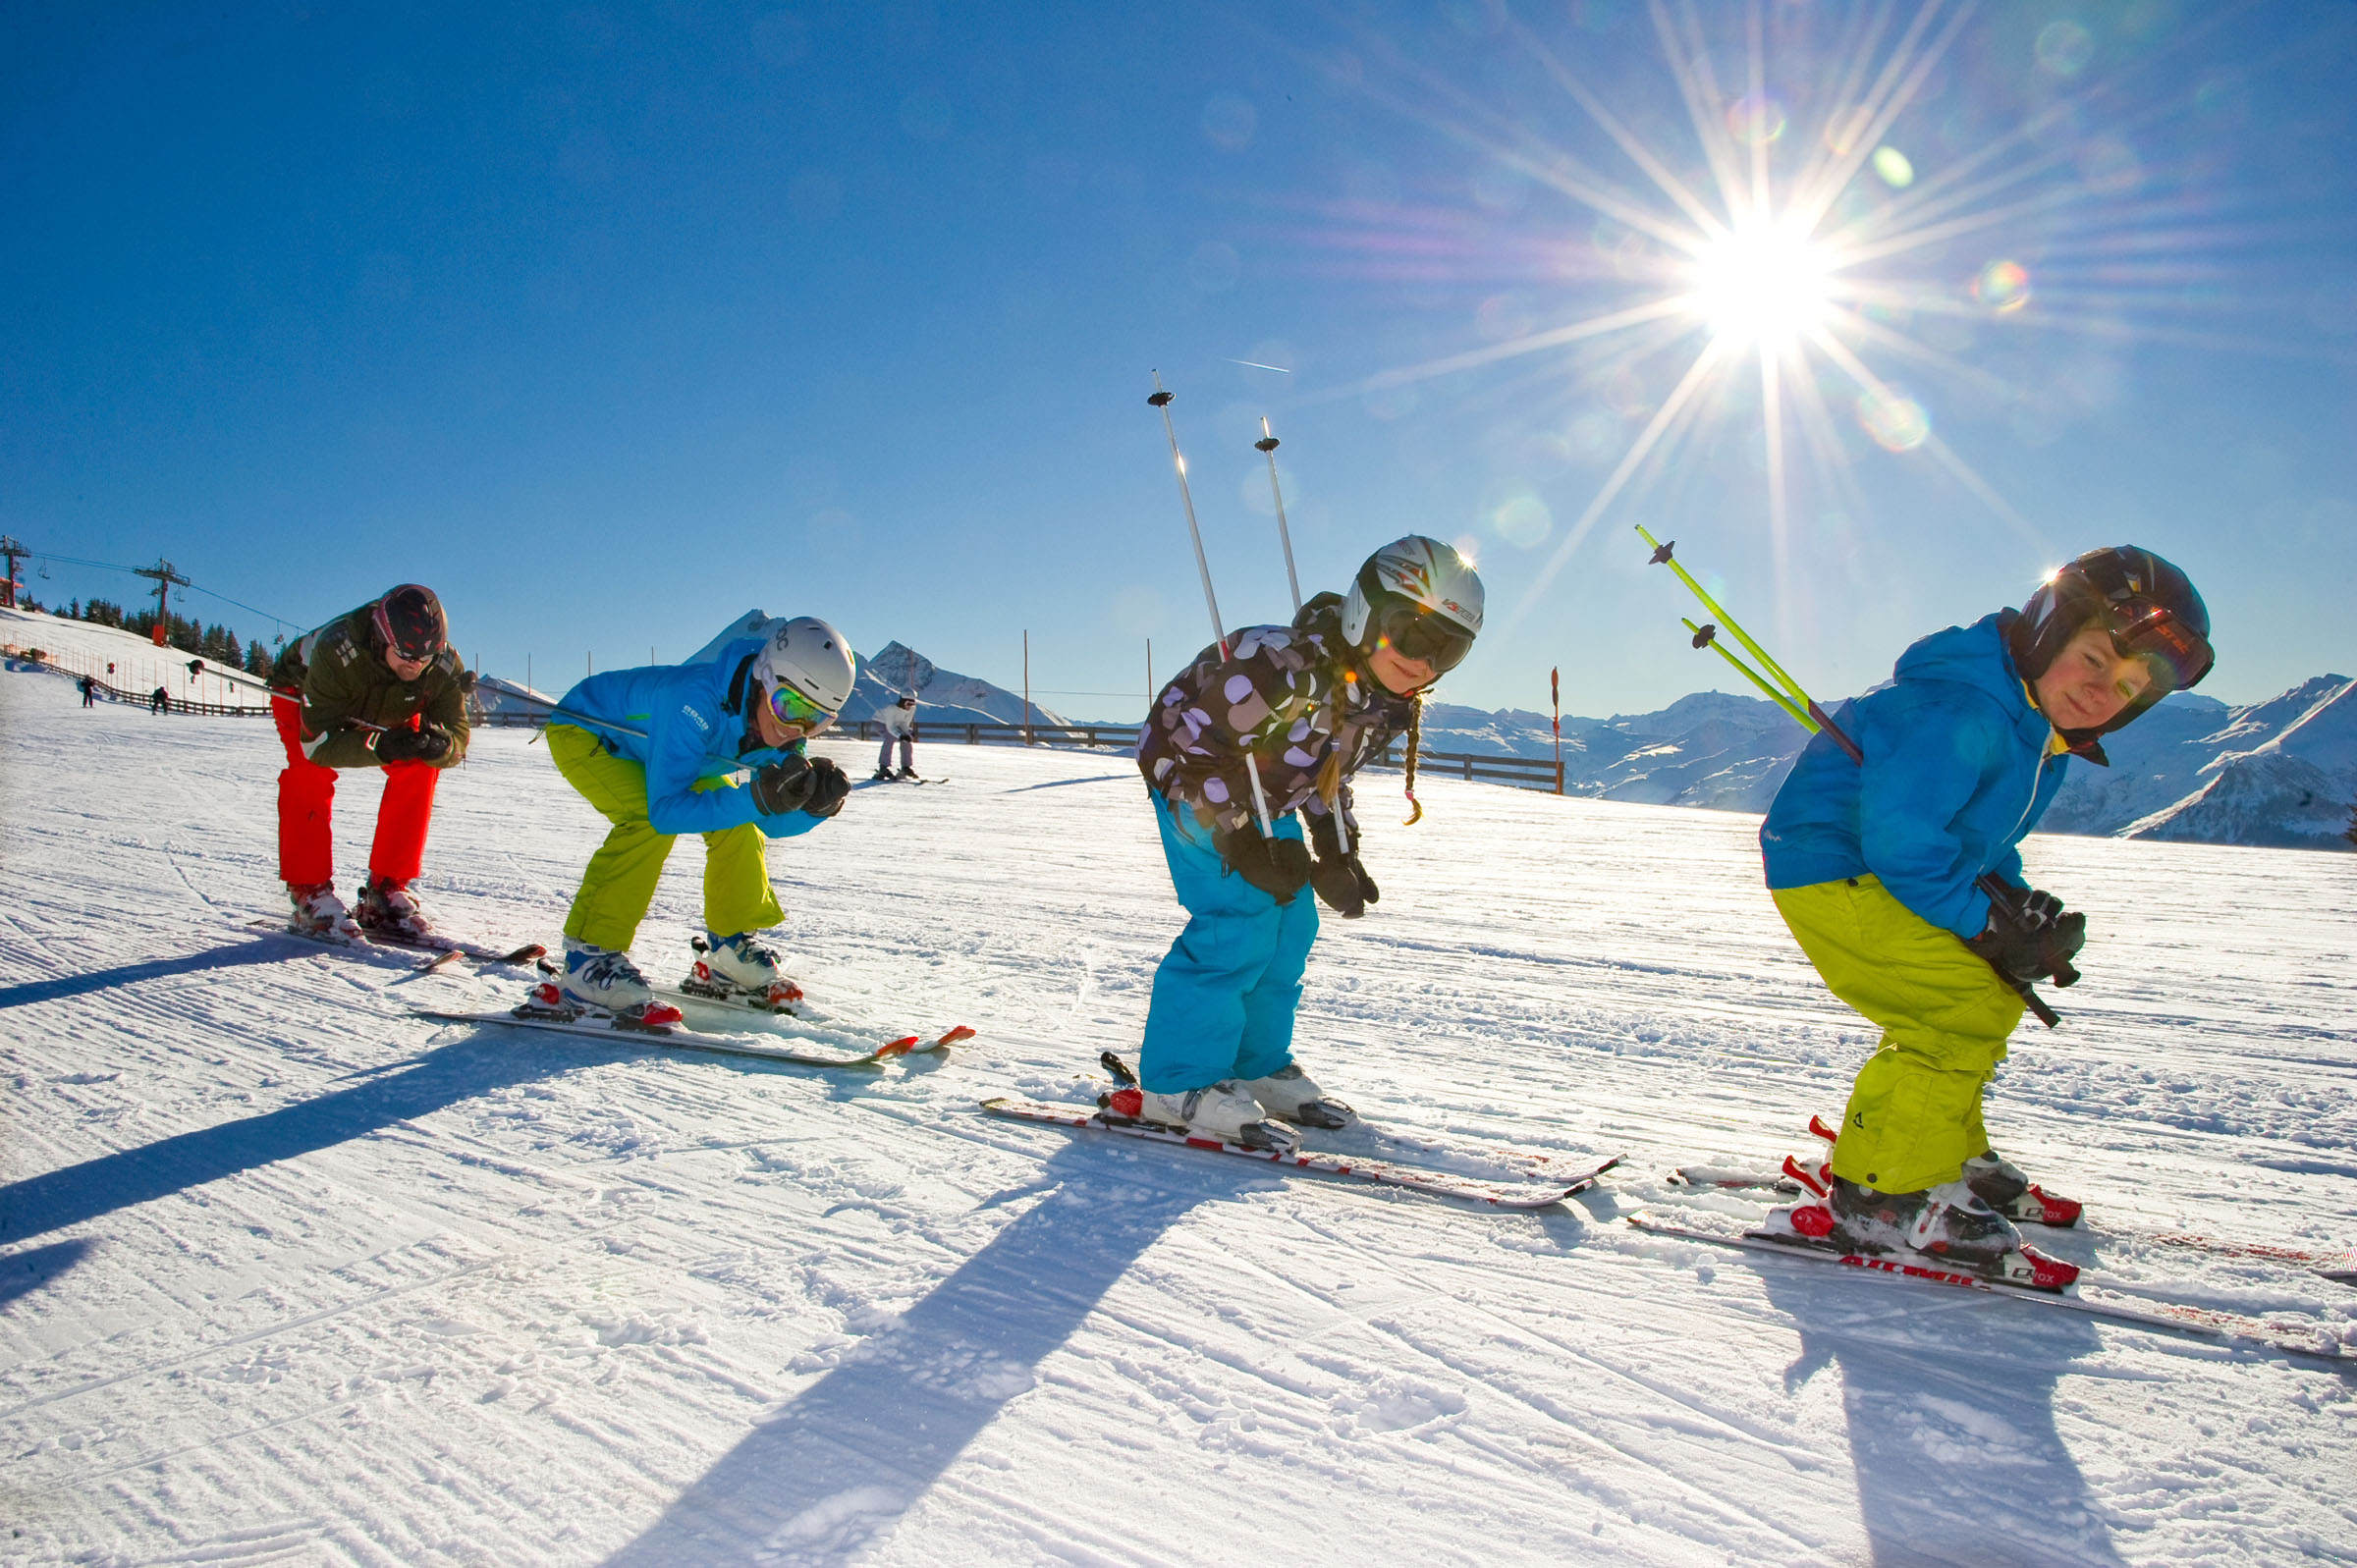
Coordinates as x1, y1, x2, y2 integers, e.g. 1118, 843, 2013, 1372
1138, 791, 1320, 1095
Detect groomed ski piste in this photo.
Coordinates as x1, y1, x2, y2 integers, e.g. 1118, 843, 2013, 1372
4, 629, 2355, 1566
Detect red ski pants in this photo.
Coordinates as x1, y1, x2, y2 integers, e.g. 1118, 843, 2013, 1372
273, 696, 440, 888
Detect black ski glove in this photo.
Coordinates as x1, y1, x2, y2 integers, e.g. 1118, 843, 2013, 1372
374, 722, 453, 764
1304, 811, 1380, 919
750, 753, 817, 816
799, 756, 850, 819
1967, 884, 2086, 984
1211, 821, 1314, 905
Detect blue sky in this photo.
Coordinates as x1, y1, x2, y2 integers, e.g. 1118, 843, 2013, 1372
5, 1, 2353, 721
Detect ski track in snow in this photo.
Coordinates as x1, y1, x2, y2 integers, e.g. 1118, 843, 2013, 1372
3, 641, 2355, 1567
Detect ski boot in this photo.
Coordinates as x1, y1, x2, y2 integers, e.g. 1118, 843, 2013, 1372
894, 766, 919, 781
682, 931, 804, 1011
1241, 1061, 1354, 1129
1963, 1150, 2083, 1227
1825, 1176, 2077, 1289
529, 939, 682, 1029
356, 874, 435, 942
287, 882, 361, 942
1126, 1081, 1298, 1154
1809, 1115, 2082, 1228
872, 768, 895, 783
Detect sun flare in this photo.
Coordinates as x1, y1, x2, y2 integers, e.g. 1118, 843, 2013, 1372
1687, 222, 1836, 348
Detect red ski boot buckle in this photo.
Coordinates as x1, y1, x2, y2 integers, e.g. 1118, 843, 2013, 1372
1788, 1203, 1836, 1238
1106, 1087, 1143, 1118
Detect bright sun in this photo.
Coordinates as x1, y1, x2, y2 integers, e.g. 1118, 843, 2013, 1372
1688, 222, 1836, 347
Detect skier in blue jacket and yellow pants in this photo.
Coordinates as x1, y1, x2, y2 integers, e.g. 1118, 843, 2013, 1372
537, 617, 858, 1024
1759, 547, 2214, 1282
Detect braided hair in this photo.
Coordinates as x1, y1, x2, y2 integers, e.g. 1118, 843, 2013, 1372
1400, 691, 1424, 826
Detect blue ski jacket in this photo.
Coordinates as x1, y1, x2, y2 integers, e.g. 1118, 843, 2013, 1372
1760, 613, 2072, 939
555, 639, 823, 840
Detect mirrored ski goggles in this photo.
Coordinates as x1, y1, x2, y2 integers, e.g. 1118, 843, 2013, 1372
2105, 601, 2213, 695
767, 683, 839, 734
1370, 604, 1477, 675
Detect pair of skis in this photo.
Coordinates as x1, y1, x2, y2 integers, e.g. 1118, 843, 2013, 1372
415, 999, 976, 1070
249, 915, 544, 970
1622, 1212, 2354, 1363
982, 1054, 1623, 1210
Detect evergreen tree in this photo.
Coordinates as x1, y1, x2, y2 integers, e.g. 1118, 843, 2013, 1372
2344, 800, 2356, 850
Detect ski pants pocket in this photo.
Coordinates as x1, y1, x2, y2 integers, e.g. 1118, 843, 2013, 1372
1139, 793, 1319, 1093
550, 725, 783, 951
1775, 876, 2023, 1194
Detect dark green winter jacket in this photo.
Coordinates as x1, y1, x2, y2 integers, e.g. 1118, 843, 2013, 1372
270, 604, 471, 770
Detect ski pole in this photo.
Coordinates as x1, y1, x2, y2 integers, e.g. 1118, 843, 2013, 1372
1149, 372, 1279, 839
183, 656, 389, 731
1635, 525, 2068, 1029
1254, 417, 1302, 615
1254, 414, 1355, 853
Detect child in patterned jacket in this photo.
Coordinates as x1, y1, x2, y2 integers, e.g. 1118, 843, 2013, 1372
1129, 536, 1484, 1149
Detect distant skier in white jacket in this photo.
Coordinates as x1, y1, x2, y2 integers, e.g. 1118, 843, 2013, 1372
874, 694, 918, 781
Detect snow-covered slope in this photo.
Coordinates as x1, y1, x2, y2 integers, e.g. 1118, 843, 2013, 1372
4, 659, 2353, 1565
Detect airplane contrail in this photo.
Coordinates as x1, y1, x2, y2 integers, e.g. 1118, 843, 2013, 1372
1224, 357, 1292, 373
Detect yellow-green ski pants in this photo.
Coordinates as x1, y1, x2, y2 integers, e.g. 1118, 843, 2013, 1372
548, 724, 784, 952
1773, 875, 2026, 1195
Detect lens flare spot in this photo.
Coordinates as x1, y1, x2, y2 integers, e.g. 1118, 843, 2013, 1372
1727, 92, 1786, 146
1822, 105, 1870, 157
1972, 260, 2031, 313
1490, 493, 1553, 548
1871, 146, 1914, 189
2036, 21, 2096, 78
1856, 389, 1930, 452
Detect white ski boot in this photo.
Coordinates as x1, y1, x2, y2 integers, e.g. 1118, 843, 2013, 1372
555, 940, 653, 1009
1241, 1061, 1354, 1129
1133, 1081, 1297, 1153
356, 875, 434, 942
287, 882, 361, 942
682, 932, 803, 1010
1962, 1151, 2084, 1227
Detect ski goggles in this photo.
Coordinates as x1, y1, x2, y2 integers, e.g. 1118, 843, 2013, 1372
2102, 598, 2213, 695
767, 682, 838, 734
1369, 603, 1477, 675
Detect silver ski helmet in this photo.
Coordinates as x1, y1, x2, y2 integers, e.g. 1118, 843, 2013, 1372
1341, 535, 1484, 676
754, 616, 856, 717
2006, 545, 2213, 732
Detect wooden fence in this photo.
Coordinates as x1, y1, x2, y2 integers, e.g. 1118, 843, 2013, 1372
9, 651, 273, 717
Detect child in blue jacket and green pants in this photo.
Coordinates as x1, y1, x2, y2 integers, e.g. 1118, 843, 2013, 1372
1759, 546, 2214, 1284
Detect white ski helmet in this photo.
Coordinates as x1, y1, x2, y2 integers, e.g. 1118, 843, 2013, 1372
1340, 535, 1484, 674
753, 616, 856, 714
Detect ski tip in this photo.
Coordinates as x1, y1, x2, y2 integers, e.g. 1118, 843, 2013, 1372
876, 1035, 922, 1057
418, 948, 465, 972
934, 1024, 977, 1048
1808, 1114, 1840, 1144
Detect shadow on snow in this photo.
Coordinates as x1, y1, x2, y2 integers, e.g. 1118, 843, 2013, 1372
0, 1038, 572, 1248
0, 939, 308, 1011
1760, 1266, 2125, 1567
0, 1238, 95, 1311
603, 1135, 1214, 1566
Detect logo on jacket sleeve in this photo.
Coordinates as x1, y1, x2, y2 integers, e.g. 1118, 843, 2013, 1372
683, 704, 710, 732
